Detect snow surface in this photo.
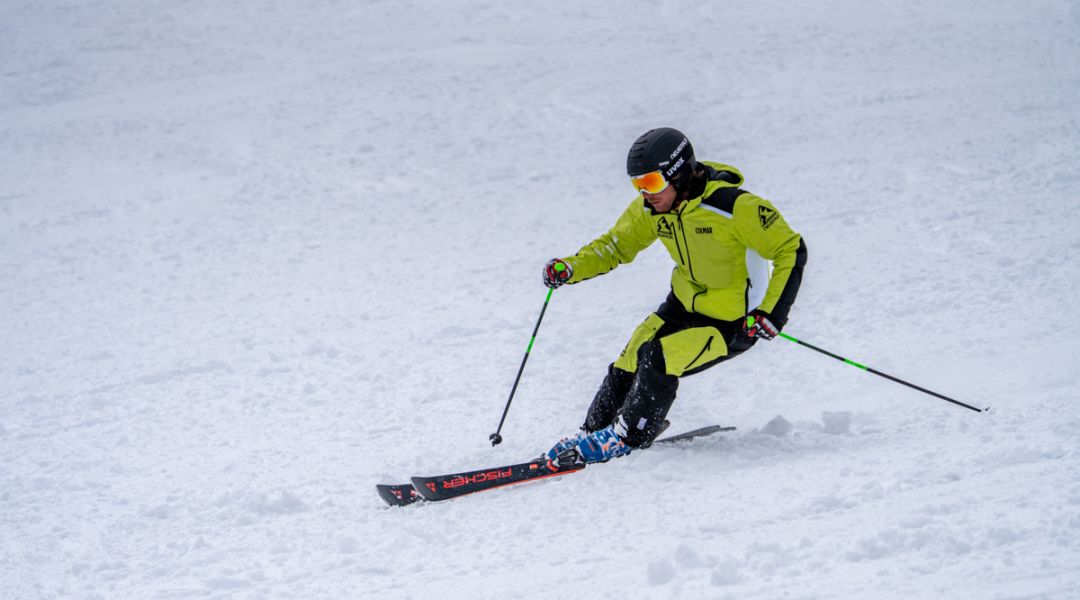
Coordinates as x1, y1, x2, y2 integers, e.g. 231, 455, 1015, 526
3, 0, 1080, 598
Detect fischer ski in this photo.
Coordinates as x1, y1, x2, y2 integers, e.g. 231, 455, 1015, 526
376, 424, 736, 507
412, 457, 585, 502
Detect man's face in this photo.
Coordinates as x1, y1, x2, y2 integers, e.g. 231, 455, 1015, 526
643, 184, 678, 213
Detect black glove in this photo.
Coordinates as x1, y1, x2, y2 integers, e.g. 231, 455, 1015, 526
542, 258, 573, 289
743, 309, 781, 341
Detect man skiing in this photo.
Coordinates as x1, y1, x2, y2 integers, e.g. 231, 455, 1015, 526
542, 127, 807, 467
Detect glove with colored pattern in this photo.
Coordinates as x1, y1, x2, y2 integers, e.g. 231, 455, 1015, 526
744, 309, 781, 341
542, 258, 573, 289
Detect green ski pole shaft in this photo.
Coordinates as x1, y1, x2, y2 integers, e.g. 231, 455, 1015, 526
490, 284, 558, 446
777, 332, 989, 413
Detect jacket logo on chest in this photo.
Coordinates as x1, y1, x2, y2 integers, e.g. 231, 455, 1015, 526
695, 227, 712, 234
656, 217, 675, 239
758, 206, 779, 230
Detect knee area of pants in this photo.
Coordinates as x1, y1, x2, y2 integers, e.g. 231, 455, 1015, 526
609, 364, 635, 384
636, 340, 667, 372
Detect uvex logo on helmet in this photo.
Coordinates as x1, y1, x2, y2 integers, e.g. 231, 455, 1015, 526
664, 156, 685, 178
657, 137, 690, 175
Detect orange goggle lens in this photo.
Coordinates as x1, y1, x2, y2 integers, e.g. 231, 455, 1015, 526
630, 171, 669, 195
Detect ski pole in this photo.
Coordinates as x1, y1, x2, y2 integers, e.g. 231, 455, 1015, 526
489, 274, 561, 446
774, 329, 990, 413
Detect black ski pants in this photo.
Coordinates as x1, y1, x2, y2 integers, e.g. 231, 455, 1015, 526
582, 292, 756, 447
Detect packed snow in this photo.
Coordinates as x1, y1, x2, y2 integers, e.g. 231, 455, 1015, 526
3, 0, 1080, 598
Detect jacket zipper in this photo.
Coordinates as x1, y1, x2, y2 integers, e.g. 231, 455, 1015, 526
670, 220, 686, 265
677, 211, 697, 282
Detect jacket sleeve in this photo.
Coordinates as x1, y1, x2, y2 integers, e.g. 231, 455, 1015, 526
732, 195, 807, 325
563, 198, 658, 283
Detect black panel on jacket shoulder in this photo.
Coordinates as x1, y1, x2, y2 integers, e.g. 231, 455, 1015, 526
702, 186, 747, 216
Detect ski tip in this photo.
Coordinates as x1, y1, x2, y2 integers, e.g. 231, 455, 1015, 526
376, 483, 424, 507
375, 484, 399, 507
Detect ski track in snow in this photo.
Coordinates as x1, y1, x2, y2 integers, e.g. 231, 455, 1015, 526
2, 0, 1079, 598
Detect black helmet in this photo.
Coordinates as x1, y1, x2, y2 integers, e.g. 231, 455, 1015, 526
626, 127, 697, 192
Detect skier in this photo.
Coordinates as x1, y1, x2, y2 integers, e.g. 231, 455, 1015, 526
542, 127, 807, 467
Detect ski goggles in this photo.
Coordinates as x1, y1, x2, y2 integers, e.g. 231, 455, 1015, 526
629, 170, 670, 195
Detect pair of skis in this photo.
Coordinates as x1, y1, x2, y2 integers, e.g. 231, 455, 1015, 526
377, 425, 735, 507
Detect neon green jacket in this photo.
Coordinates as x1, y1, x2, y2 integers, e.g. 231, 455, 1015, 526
563, 161, 806, 323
